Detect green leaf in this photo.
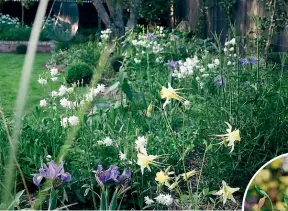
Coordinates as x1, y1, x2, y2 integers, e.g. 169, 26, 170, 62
108, 188, 119, 210
255, 185, 266, 196
121, 79, 133, 101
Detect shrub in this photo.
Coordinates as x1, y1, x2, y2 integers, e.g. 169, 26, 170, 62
16, 44, 27, 54
66, 62, 93, 85
110, 55, 124, 72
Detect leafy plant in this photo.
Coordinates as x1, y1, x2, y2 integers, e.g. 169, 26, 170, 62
66, 62, 93, 85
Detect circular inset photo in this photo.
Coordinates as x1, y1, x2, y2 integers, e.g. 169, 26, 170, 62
243, 153, 288, 211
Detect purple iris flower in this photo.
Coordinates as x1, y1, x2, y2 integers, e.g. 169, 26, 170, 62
167, 60, 179, 70
93, 165, 120, 186
33, 160, 71, 186
215, 75, 225, 87
239, 58, 249, 65
145, 33, 157, 39
249, 57, 257, 65
170, 34, 179, 41
115, 169, 132, 185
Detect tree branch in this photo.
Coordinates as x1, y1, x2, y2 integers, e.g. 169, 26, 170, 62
126, 0, 141, 29
92, 0, 112, 28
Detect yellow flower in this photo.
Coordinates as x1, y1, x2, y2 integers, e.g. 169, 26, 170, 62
155, 171, 169, 185
146, 102, 153, 117
160, 83, 186, 109
137, 153, 158, 174
216, 122, 241, 153
254, 169, 271, 184
180, 170, 198, 181
276, 201, 285, 211
280, 176, 288, 185
214, 180, 240, 204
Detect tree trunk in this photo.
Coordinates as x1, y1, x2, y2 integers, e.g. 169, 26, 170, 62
126, 0, 141, 29
92, 0, 112, 28
105, 0, 125, 36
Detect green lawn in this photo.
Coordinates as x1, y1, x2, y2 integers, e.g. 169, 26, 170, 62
0, 53, 52, 116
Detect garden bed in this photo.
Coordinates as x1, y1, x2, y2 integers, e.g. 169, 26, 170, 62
0, 41, 54, 53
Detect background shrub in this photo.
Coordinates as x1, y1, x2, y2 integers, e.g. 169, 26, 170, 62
16, 44, 27, 54
66, 62, 93, 85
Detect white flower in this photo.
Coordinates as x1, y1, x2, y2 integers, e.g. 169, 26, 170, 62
85, 93, 94, 102
154, 194, 173, 206
234, 54, 237, 57
230, 38, 236, 45
58, 85, 67, 96
68, 116, 79, 126
38, 78, 47, 85
207, 63, 215, 69
60, 98, 70, 108
227, 61, 232, 66
51, 77, 58, 82
184, 100, 191, 109
119, 151, 127, 160
214, 59, 220, 66
144, 196, 154, 205
51, 91, 58, 97
39, 99, 47, 107
229, 47, 234, 52
103, 137, 113, 146
223, 48, 227, 52
134, 58, 141, 64
96, 84, 106, 93
67, 87, 74, 94
50, 67, 58, 76
60, 117, 68, 128
97, 141, 104, 145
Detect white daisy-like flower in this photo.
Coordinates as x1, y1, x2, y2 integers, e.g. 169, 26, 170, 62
144, 196, 154, 205
103, 137, 113, 146
38, 78, 47, 85
58, 85, 67, 96
229, 47, 234, 52
60, 117, 68, 128
85, 93, 94, 102
214, 59, 220, 66
154, 194, 173, 206
207, 63, 215, 69
227, 61, 232, 66
184, 100, 191, 109
96, 84, 106, 93
134, 58, 141, 64
39, 99, 47, 107
230, 38, 236, 45
50, 67, 58, 76
68, 115, 79, 126
60, 98, 70, 108
119, 151, 127, 160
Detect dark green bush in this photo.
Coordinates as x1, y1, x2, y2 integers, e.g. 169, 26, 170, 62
66, 62, 93, 85
110, 55, 124, 72
16, 44, 27, 54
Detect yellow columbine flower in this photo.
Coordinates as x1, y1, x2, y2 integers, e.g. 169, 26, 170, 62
270, 158, 283, 169
155, 171, 169, 185
215, 122, 241, 153
180, 170, 198, 181
160, 83, 186, 109
137, 153, 158, 174
214, 180, 240, 204
146, 102, 153, 117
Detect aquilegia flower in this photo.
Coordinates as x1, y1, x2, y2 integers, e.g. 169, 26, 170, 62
215, 122, 241, 153
167, 60, 179, 70
154, 193, 173, 206
155, 171, 169, 185
214, 180, 240, 204
137, 153, 158, 174
145, 32, 157, 39
144, 196, 154, 205
33, 160, 71, 186
160, 83, 186, 109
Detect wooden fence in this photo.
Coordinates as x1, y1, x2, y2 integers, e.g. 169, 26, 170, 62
175, 0, 288, 52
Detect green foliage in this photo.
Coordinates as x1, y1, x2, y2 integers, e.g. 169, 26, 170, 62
66, 62, 93, 85
16, 44, 27, 54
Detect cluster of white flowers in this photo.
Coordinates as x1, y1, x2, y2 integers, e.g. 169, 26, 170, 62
38, 78, 47, 85
61, 115, 79, 127
207, 58, 220, 69
0, 14, 20, 26
172, 56, 203, 79
131, 37, 164, 54
224, 38, 237, 66
154, 194, 173, 206
155, 26, 165, 37
39, 99, 47, 107
98, 137, 113, 146
135, 136, 147, 155
85, 84, 106, 102
50, 67, 58, 82
100, 28, 112, 41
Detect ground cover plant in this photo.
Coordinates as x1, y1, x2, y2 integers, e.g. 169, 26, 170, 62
1, 21, 288, 211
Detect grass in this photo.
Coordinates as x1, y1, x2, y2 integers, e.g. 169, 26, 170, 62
0, 53, 53, 115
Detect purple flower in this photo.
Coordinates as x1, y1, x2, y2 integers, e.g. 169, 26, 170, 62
249, 57, 257, 65
170, 34, 179, 41
167, 60, 179, 70
239, 58, 249, 65
93, 165, 120, 186
215, 75, 225, 87
116, 169, 132, 185
33, 160, 71, 186
145, 33, 157, 39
